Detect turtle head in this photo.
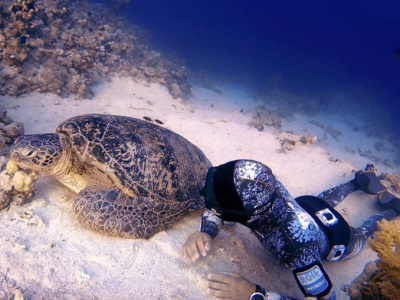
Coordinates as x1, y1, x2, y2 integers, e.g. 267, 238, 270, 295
10, 133, 66, 173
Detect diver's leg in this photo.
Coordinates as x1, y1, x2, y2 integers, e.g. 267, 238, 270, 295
342, 209, 398, 259
317, 181, 357, 207
317, 164, 386, 207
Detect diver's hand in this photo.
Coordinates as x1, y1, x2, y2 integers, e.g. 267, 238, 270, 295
207, 272, 255, 300
182, 231, 212, 263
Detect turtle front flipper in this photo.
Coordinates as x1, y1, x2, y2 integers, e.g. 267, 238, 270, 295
74, 188, 192, 239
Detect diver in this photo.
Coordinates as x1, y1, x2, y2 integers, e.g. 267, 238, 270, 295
182, 160, 400, 300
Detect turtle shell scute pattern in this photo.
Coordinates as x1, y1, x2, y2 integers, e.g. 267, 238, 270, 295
56, 114, 211, 204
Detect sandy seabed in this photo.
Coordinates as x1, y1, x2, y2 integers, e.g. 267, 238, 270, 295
0, 77, 399, 299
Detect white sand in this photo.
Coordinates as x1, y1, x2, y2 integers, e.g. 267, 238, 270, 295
0, 77, 399, 299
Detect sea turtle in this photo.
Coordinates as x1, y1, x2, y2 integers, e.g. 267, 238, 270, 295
10, 114, 212, 238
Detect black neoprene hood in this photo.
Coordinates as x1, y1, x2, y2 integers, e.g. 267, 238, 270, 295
201, 161, 255, 224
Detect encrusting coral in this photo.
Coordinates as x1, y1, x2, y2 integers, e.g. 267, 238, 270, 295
0, 159, 39, 210
0, 107, 31, 210
0, 0, 191, 99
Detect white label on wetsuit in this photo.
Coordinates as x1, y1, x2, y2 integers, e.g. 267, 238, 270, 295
296, 265, 329, 296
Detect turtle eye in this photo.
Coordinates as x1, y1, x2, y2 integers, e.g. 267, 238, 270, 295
22, 149, 38, 158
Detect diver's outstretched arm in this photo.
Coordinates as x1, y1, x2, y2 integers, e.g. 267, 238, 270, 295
182, 209, 223, 262
200, 208, 224, 238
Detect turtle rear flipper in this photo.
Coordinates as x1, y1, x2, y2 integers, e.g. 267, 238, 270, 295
74, 188, 191, 239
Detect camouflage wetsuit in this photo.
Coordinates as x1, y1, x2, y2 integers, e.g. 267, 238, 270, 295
200, 160, 397, 300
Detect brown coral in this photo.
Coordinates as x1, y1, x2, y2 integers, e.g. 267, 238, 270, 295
350, 220, 400, 300
369, 220, 400, 297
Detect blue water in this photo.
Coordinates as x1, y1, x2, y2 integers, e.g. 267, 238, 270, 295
101, 0, 400, 131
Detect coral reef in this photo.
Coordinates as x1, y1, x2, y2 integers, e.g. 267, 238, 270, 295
247, 106, 282, 131
379, 172, 400, 193
0, 106, 34, 209
0, 107, 24, 155
0, 0, 191, 99
368, 220, 399, 299
278, 132, 317, 153
349, 220, 400, 300
368, 220, 400, 300
0, 159, 38, 210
